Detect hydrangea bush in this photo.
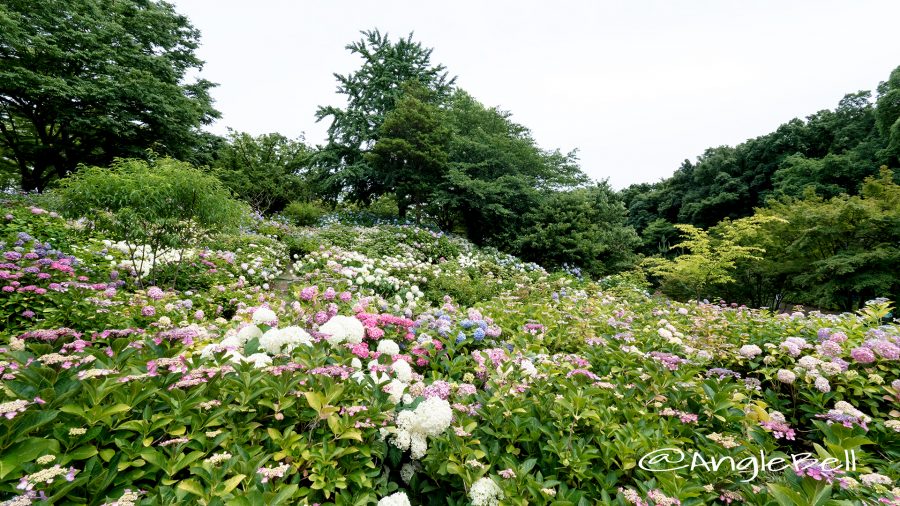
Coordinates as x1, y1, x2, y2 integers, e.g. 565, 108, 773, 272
1, 198, 899, 505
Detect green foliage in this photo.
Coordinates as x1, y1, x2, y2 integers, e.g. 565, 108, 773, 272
312, 33, 595, 262
437, 90, 588, 244
513, 183, 640, 277
0, 0, 218, 191
3, 199, 900, 505
876, 66, 900, 164
212, 130, 312, 213
55, 157, 248, 287
314, 29, 455, 204
624, 72, 897, 235
367, 84, 450, 221
282, 201, 327, 227
752, 168, 900, 310
643, 216, 782, 300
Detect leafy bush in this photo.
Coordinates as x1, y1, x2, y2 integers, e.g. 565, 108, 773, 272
514, 183, 641, 277
55, 157, 248, 287
212, 131, 312, 214
282, 201, 326, 227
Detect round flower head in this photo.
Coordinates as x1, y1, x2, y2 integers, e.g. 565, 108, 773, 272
814, 377, 831, 393
392, 360, 413, 383
236, 324, 263, 346
320, 315, 365, 345
850, 347, 876, 364
776, 369, 796, 384
385, 379, 407, 403
377, 339, 401, 356
520, 359, 538, 377
260, 326, 312, 354
244, 353, 272, 368
378, 492, 411, 506
739, 344, 762, 359
470, 477, 504, 506
251, 307, 277, 326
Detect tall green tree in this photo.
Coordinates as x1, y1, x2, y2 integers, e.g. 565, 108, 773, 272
756, 168, 900, 310
0, 0, 218, 191
876, 66, 900, 165
366, 85, 449, 221
314, 29, 455, 204
513, 183, 641, 276
437, 90, 586, 244
642, 216, 780, 301
213, 130, 312, 213
623, 69, 898, 238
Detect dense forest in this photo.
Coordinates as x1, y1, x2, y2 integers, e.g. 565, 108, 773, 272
1, 0, 898, 311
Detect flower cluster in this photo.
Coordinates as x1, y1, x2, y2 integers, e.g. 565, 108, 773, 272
385, 397, 453, 459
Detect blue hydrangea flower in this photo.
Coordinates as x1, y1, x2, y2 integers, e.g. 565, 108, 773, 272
455, 331, 466, 344
460, 319, 475, 329
473, 328, 486, 341
477, 320, 488, 330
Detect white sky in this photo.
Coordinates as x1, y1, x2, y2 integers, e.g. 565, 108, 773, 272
173, 0, 900, 189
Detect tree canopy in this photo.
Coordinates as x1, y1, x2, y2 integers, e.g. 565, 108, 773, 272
622, 73, 899, 241
314, 29, 455, 204
212, 130, 312, 214
0, 0, 218, 191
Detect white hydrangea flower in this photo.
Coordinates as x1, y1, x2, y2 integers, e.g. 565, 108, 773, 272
377, 492, 411, 506
377, 339, 400, 356
520, 359, 538, 377
236, 325, 263, 346
220, 335, 241, 349
319, 315, 365, 345
244, 353, 272, 368
251, 308, 277, 325
409, 432, 428, 459
259, 326, 313, 354
798, 355, 821, 370
199, 343, 225, 359
470, 477, 503, 506
860, 473, 891, 486
739, 344, 762, 359
385, 379, 407, 403
225, 349, 245, 364
396, 397, 452, 437
392, 360, 413, 383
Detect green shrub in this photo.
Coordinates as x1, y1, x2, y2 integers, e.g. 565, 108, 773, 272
282, 234, 319, 259
55, 157, 249, 287
282, 201, 326, 227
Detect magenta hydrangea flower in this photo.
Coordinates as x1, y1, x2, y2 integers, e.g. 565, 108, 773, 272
300, 286, 318, 301
760, 420, 796, 440
850, 347, 876, 363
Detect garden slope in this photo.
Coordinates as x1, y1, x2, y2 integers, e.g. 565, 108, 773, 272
1, 203, 899, 505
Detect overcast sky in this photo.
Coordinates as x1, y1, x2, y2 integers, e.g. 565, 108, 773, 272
172, 0, 900, 189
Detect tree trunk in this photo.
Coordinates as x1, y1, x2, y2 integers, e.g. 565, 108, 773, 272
20, 165, 45, 193
463, 209, 485, 246
397, 193, 408, 220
